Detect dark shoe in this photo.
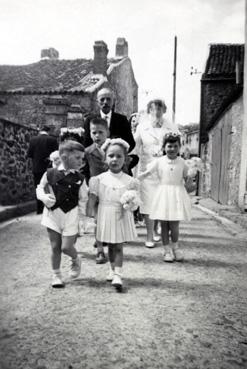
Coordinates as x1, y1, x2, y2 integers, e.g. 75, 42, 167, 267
96, 251, 107, 264
93, 241, 97, 248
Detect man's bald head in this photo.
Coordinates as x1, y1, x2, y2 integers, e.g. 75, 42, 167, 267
97, 88, 114, 114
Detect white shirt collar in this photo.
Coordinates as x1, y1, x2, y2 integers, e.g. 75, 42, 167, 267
100, 110, 112, 126
58, 163, 77, 174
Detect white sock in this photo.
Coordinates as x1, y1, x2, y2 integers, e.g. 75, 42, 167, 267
53, 269, 61, 276
115, 266, 122, 276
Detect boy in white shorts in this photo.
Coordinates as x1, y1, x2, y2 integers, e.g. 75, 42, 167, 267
36, 140, 88, 288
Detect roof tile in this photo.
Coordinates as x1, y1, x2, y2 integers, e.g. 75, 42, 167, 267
0, 58, 93, 92
204, 44, 244, 78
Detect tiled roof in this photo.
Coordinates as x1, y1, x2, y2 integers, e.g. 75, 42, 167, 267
203, 44, 244, 78
0, 58, 102, 93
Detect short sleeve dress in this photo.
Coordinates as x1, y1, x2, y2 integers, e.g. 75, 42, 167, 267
148, 156, 192, 221
134, 116, 180, 214
89, 170, 139, 243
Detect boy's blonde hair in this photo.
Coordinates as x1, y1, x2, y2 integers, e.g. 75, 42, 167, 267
59, 140, 85, 156
101, 138, 129, 157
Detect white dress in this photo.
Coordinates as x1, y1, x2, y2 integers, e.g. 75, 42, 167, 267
134, 115, 179, 214
89, 171, 139, 243
148, 156, 192, 221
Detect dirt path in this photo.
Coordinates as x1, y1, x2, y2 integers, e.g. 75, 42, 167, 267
0, 207, 247, 369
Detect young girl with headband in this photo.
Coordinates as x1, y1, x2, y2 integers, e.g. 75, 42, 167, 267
138, 132, 192, 262
87, 138, 140, 291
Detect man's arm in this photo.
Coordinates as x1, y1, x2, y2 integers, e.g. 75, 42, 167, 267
50, 136, 58, 152
27, 139, 34, 158
113, 114, 135, 152
122, 116, 135, 152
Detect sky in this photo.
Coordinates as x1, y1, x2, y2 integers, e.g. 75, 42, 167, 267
0, 0, 245, 125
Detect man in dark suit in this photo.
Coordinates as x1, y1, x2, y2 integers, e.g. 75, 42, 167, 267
83, 87, 135, 152
28, 125, 58, 214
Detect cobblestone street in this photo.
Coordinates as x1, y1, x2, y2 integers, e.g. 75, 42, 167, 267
0, 205, 247, 369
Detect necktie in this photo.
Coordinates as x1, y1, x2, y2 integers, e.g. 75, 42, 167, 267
104, 115, 109, 125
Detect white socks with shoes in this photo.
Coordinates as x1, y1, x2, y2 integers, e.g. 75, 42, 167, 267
171, 242, 184, 262
51, 269, 64, 288
112, 266, 123, 287
163, 246, 175, 262
106, 263, 115, 281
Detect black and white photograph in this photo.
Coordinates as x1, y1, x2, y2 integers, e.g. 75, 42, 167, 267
0, 0, 247, 368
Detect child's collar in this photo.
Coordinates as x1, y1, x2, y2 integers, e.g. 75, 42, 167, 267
58, 164, 77, 174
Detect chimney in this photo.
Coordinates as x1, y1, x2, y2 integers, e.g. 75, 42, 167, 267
115, 37, 128, 57
41, 47, 59, 60
93, 41, 108, 75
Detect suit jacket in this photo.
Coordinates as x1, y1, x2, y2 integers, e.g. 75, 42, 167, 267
84, 112, 135, 152
83, 143, 108, 184
27, 133, 58, 174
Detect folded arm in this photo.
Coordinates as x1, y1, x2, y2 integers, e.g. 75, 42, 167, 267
36, 172, 56, 208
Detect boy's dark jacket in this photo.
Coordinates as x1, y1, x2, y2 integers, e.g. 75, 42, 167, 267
83, 143, 108, 184
47, 168, 84, 213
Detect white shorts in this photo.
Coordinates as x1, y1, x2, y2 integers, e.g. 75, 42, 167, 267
41, 206, 79, 236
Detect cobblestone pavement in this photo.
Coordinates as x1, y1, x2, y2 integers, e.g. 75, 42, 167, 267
0, 206, 247, 369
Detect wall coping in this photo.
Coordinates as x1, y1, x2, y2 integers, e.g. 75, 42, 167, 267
0, 117, 38, 131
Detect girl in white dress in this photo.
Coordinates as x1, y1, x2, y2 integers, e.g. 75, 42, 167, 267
138, 133, 191, 263
87, 138, 140, 291
134, 99, 180, 248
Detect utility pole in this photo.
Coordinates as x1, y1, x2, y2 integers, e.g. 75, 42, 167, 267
172, 35, 177, 124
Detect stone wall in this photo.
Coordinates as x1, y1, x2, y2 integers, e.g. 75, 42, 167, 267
0, 94, 46, 128
199, 96, 243, 205
0, 119, 38, 205
199, 140, 212, 197
227, 96, 243, 205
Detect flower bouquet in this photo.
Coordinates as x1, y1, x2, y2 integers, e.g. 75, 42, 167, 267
120, 190, 141, 212
184, 157, 203, 193
185, 157, 203, 178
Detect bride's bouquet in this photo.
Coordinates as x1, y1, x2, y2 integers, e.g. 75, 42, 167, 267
185, 157, 203, 178
120, 190, 141, 211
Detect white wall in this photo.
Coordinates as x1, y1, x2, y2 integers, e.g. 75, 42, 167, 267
238, 0, 247, 209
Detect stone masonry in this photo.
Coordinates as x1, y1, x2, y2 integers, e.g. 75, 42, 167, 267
0, 118, 38, 205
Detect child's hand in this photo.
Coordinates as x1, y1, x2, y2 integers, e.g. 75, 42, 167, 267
137, 171, 150, 180
184, 177, 196, 193
43, 194, 56, 208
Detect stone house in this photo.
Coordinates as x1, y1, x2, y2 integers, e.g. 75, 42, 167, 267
0, 38, 138, 205
0, 37, 138, 135
198, 44, 244, 206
